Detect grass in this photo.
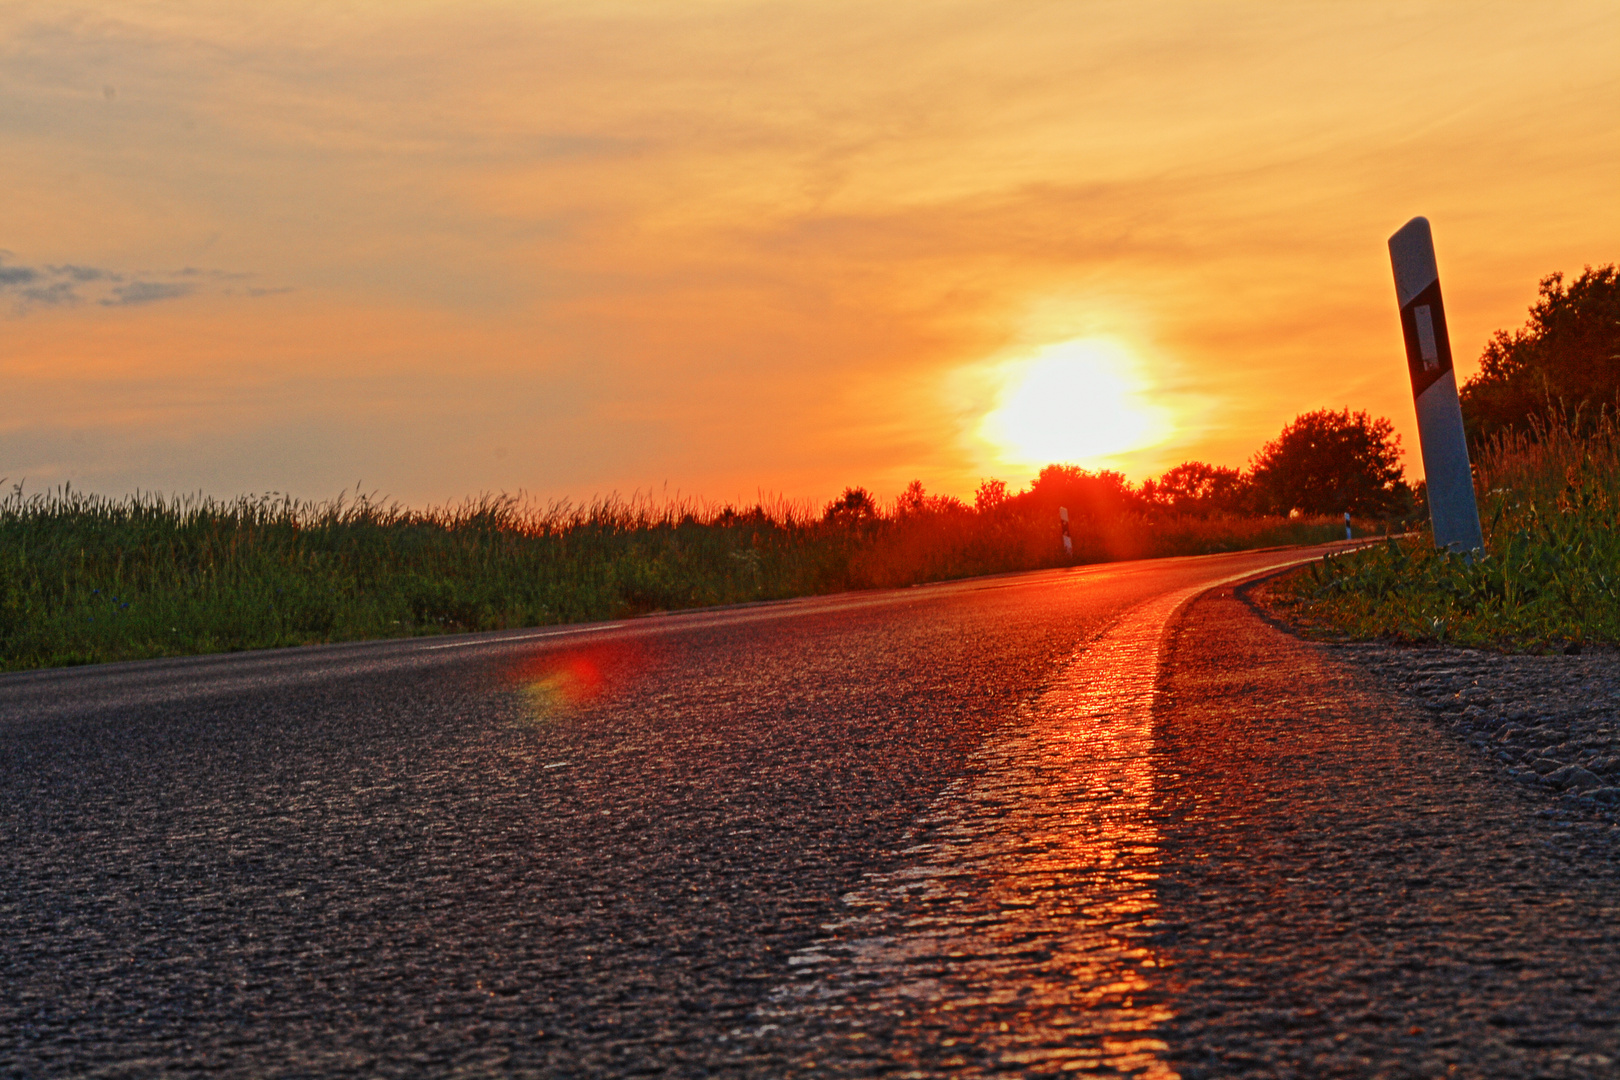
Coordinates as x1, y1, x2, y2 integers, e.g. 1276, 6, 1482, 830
1278, 407, 1620, 652
0, 481, 1353, 672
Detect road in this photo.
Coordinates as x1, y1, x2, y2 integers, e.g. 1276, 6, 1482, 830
3, 542, 1618, 1077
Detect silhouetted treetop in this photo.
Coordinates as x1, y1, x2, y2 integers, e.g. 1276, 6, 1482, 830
1249, 408, 1408, 515
1460, 264, 1620, 443
1026, 464, 1141, 519
974, 479, 1010, 513
1142, 461, 1248, 516
895, 480, 966, 517
822, 486, 879, 526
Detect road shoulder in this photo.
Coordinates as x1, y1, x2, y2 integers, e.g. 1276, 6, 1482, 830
1248, 572, 1620, 825
1151, 578, 1620, 1078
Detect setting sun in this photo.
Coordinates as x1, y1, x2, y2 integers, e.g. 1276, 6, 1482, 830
1, 3, 1615, 505
981, 339, 1173, 471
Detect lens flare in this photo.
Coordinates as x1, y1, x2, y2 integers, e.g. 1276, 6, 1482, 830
981, 337, 1171, 469
507, 642, 633, 722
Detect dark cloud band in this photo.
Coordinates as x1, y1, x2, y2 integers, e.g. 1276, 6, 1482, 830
0, 257, 276, 314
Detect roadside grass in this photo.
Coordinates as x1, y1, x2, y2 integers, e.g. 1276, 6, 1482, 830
1278, 408, 1620, 652
0, 482, 1350, 672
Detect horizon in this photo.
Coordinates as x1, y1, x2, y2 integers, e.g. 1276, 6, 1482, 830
3, 2, 1617, 510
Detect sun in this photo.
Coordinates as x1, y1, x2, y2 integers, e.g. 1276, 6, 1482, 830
979, 337, 1171, 469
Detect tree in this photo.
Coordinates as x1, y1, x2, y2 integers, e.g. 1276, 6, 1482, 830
1146, 461, 1251, 516
1460, 265, 1620, 443
895, 480, 964, 517
822, 486, 879, 526
1249, 409, 1408, 515
895, 480, 928, 516
1025, 464, 1142, 519
974, 479, 1010, 513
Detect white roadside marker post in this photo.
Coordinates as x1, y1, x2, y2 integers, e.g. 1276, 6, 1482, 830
1059, 506, 1073, 556
1387, 217, 1484, 553
1344, 510, 1352, 541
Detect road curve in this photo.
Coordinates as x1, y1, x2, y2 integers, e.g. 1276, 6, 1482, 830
0, 544, 1369, 1076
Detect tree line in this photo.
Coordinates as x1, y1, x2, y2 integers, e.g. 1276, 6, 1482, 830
827, 405, 1411, 529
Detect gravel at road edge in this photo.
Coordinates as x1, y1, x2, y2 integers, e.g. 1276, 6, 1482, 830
1251, 576, 1620, 826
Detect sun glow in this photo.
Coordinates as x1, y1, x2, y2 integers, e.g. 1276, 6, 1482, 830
980, 338, 1173, 470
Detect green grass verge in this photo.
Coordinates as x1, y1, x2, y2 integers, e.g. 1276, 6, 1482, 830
0, 483, 1352, 672
1277, 409, 1620, 652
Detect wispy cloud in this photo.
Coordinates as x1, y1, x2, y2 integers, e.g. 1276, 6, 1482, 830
18, 280, 80, 308
101, 281, 193, 307
0, 257, 279, 314
48, 264, 119, 283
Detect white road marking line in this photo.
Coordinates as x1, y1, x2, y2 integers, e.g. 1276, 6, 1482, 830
419, 624, 618, 651
749, 562, 1305, 1072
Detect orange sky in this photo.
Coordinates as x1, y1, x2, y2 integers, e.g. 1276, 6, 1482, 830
3, 1, 1617, 508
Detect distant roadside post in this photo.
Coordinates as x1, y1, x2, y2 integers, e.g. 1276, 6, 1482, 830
1059, 507, 1072, 556
1387, 217, 1484, 552
1344, 510, 1352, 541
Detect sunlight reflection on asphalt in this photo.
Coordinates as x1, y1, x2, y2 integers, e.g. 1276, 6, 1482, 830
749, 586, 1211, 1076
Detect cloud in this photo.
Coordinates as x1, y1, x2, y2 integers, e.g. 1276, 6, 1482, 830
0, 257, 275, 314
100, 281, 194, 306
175, 267, 252, 281
0, 258, 71, 309
18, 281, 80, 307
47, 264, 120, 283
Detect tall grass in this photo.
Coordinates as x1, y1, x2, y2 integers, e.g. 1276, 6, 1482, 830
1282, 406, 1620, 651
0, 481, 1350, 672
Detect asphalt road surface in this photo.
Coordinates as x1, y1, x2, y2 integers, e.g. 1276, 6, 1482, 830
4, 544, 1618, 1078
